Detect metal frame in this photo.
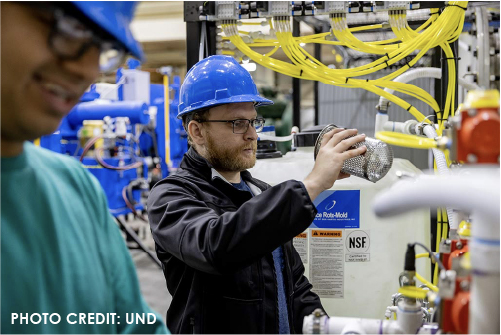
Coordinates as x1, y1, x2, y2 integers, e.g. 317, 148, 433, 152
292, 18, 301, 129
185, 2, 217, 71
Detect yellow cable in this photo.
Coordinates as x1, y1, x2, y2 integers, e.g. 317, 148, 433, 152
223, 1, 467, 128
376, 131, 438, 149
416, 272, 439, 292
433, 263, 439, 287
442, 209, 449, 239
272, 20, 431, 120
268, 17, 274, 30
399, 286, 428, 300
433, 209, 442, 286
163, 74, 171, 168
415, 253, 440, 292
239, 21, 266, 25
349, 24, 384, 32
436, 209, 442, 254
264, 46, 279, 57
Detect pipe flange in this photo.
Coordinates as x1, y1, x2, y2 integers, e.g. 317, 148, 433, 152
304, 308, 327, 334
415, 115, 436, 136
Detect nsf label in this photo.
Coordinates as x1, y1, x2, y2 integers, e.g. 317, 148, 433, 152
345, 230, 370, 262
311, 190, 360, 229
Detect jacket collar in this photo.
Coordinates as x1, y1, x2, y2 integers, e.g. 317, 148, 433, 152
180, 147, 266, 191
180, 147, 214, 181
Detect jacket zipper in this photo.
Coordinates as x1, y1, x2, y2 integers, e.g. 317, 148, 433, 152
190, 317, 195, 334
282, 244, 295, 333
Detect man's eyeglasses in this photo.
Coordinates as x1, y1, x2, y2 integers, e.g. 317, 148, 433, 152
29, 4, 127, 73
198, 118, 266, 134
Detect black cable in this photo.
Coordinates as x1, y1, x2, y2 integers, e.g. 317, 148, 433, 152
445, 4, 467, 10
405, 244, 416, 271
115, 216, 162, 268
145, 128, 159, 158
411, 242, 446, 271
127, 183, 137, 205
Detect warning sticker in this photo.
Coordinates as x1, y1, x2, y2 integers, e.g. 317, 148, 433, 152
309, 229, 344, 298
293, 232, 308, 264
310, 190, 360, 229
345, 230, 370, 262
312, 230, 342, 237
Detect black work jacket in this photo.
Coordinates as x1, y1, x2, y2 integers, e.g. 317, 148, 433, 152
147, 147, 323, 334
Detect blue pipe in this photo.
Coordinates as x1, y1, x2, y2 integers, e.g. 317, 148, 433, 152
67, 101, 150, 127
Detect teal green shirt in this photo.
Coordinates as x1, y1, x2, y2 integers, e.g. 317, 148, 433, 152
1, 142, 169, 334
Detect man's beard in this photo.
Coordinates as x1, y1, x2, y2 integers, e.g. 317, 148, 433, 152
205, 134, 257, 172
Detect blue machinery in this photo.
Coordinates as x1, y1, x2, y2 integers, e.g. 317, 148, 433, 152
40, 67, 188, 265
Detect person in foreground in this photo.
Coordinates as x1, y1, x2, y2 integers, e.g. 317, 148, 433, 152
1, 2, 168, 333
147, 55, 367, 334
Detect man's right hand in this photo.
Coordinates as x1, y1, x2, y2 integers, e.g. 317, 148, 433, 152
303, 128, 367, 201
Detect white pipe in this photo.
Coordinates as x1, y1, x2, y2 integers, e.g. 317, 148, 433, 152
384, 306, 398, 319
396, 300, 423, 334
304, 307, 437, 334
258, 133, 293, 142
377, 68, 481, 111
458, 39, 469, 52
383, 121, 406, 133
422, 124, 458, 230
383, 120, 418, 135
375, 113, 389, 133
375, 113, 418, 137
325, 317, 404, 334
469, 263, 500, 334
372, 171, 500, 228
469, 210, 500, 334
458, 78, 480, 91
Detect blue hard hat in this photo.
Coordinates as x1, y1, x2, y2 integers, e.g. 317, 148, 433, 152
71, 2, 144, 61
177, 55, 273, 118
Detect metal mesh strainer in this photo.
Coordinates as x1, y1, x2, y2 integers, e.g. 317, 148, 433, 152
314, 124, 393, 183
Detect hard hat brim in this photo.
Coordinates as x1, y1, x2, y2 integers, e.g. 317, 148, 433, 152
72, 2, 145, 62
177, 94, 274, 119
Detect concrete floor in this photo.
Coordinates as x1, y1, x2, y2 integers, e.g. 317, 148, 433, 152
131, 249, 171, 323
124, 216, 172, 323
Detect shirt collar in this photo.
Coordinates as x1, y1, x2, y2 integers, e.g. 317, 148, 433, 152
211, 168, 234, 184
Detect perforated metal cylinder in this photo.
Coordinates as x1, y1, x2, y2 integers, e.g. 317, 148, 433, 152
314, 124, 393, 183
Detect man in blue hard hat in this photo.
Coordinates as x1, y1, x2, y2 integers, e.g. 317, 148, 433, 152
148, 55, 367, 333
1, 2, 168, 333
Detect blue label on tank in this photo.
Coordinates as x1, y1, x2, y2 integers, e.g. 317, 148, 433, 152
310, 190, 360, 229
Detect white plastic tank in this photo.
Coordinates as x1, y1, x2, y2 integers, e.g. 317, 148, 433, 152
249, 130, 430, 319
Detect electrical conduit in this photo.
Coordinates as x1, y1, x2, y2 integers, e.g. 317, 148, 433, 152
422, 124, 458, 231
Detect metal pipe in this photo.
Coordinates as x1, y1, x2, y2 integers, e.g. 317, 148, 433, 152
475, 7, 491, 89
67, 101, 150, 127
